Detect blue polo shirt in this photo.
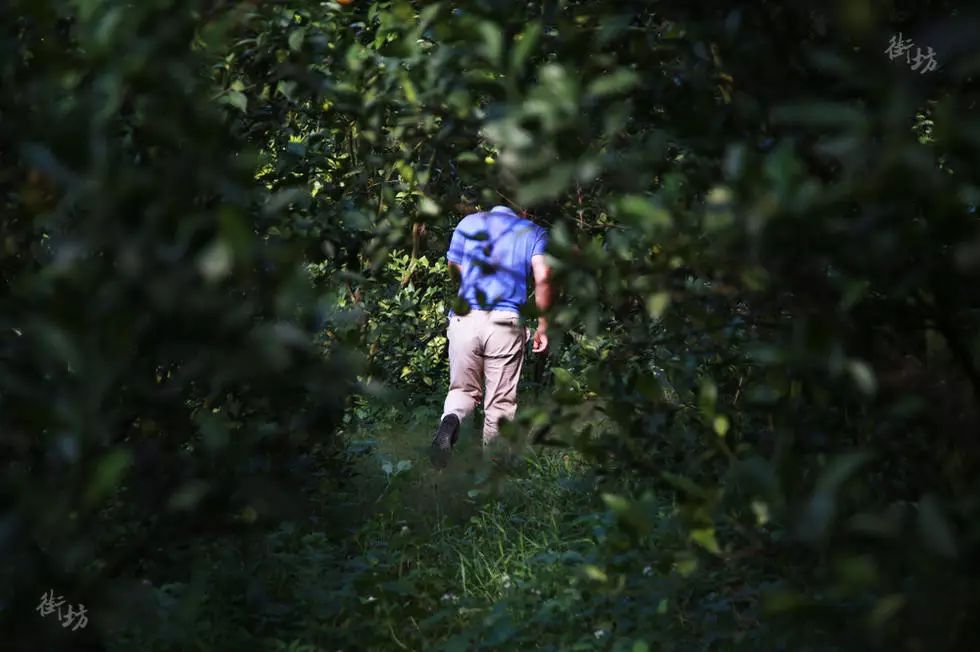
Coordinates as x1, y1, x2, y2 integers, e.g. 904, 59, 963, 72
447, 206, 549, 315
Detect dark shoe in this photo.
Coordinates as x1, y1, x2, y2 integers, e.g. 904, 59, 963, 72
430, 414, 460, 468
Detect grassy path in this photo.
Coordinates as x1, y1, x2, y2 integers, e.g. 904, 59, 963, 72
113, 408, 760, 651
114, 408, 653, 651
322, 410, 613, 650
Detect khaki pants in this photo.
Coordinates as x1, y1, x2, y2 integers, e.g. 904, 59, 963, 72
442, 310, 527, 444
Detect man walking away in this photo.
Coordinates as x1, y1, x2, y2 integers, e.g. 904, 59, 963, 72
430, 203, 553, 467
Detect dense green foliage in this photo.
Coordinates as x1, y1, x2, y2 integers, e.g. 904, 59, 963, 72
3, 0, 980, 650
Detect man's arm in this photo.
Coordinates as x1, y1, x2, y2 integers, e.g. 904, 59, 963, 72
531, 254, 553, 353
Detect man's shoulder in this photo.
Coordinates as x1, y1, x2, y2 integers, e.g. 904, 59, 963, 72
520, 218, 547, 239
456, 211, 486, 229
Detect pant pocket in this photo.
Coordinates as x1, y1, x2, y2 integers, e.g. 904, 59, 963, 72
491, 314, 519, 327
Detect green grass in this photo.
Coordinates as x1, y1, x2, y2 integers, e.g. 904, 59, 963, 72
109, 409, 615, 650
110, 407, 771, 651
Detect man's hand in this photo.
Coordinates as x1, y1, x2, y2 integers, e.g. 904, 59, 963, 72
532, 330, 549, 353
532, 323, 549, 353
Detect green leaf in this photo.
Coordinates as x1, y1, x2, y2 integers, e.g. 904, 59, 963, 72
276, 79, 298, 101
198, 239, 233, 282
713, 415, 730, 437
477, 21, 503, 65
223, 90, 248, 113
551, 367, 575, 387
846, 359, 877, 396
587, 69, 639, 98
601, 492, 630, 514
401, 74, 419, 105
84, 450, 133, 506
799, 452, 872, 542
673, 553, 698, 576
617, 195, 673, 232
815, 451, 872, 495
646, 291, 670, 320
582, 565, 608, 582
698, 379, 718, 418
511, 22, 542, 72
661, 472, 710, 500
419, 196, 440, 216
168, 481, 210, 511
603, 493, 652, 535
288, 27, 306, 52
690, 527, 722, 554
516, 163, 575, 205
451, 297, 471, 315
